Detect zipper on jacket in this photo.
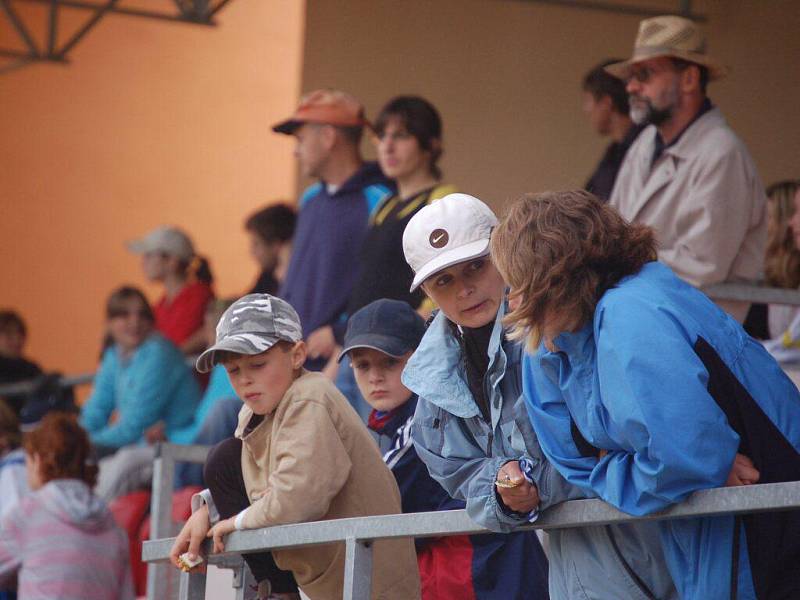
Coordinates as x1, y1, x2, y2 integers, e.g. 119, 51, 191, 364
605, 526, 657, 600
486, 431, 493, 457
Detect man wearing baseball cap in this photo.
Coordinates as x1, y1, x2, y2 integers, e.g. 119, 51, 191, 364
400, 193, 678, 599
272, 89, 393, 374
607, 15, 766, 323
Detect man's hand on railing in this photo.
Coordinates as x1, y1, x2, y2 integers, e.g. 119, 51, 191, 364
169, 503, 210, 572
495, 460, 540, 513
208, 516, 237, 553
725, 453, 760, 487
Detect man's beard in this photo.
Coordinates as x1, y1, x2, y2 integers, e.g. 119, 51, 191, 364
629, 95, 674, 126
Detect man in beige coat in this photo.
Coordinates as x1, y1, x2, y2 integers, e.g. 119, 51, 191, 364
608, 15, 766, 322
170, 294, 420, 599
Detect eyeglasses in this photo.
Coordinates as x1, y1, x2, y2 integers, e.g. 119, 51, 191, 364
628, 66, 657, 83
629, 59, 689, 84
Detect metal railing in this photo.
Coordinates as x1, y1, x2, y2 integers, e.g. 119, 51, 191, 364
0, 355, 199, 397
142, 478, 800, 600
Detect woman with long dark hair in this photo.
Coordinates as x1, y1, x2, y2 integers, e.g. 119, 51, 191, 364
80, 286, 199, 455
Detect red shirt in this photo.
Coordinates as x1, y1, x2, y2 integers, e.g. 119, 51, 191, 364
154, 281, 214, 346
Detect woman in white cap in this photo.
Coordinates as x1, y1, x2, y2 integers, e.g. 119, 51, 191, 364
127, 225, 214, 354
401, 193, 678, 599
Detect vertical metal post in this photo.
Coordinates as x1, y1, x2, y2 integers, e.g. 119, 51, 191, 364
233, 560, 256, 600
179, 570, 207, 600
147, 443, 179, 600
342, 537, 373, 600
47, 0, 58, 57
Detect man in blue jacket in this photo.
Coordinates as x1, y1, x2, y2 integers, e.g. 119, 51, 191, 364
272, 89, 392, 371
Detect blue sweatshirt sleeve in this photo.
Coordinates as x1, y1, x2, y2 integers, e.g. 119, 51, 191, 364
80, 350, 118, 437
88, 340, 180, 448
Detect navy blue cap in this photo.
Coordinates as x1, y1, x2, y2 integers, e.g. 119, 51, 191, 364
338, 299, 426, 363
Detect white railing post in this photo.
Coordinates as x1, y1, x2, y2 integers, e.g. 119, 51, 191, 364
179, 570, 207, 600
232, 559, 256, 600
148, 442, 178, 599
343, 537, 373, 600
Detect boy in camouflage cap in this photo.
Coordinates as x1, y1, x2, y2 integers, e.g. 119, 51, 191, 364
170, 294, 421, 600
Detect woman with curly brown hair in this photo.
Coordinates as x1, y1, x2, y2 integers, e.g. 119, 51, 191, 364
0, 413, 134, 599
492, 189, 800, 600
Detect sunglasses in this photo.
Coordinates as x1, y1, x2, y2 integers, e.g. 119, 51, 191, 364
629, 59, 690, 84
628, 66, 656, 83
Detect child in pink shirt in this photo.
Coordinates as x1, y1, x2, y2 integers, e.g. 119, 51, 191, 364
0, 413, 134, 600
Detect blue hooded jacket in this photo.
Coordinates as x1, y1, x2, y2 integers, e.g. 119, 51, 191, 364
525, 261, 800, 599
80, 333, 199, 448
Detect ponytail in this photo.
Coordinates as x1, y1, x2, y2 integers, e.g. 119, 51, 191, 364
192, 256, 214, 286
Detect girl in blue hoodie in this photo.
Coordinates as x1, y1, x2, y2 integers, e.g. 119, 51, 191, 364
492, 190, 800, 600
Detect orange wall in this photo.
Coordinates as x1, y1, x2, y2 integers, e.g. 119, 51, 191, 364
0, 0, 306, 379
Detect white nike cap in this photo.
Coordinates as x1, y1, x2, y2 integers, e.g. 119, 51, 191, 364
402, 193, 499, 292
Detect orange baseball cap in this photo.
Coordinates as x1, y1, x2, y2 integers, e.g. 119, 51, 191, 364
272, 89, 368, 135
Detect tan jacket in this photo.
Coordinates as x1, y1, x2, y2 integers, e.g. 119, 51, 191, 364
610, 107, 766, 322
235, 371, 420, 600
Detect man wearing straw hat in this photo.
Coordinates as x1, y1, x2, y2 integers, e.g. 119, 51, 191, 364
608, 15, 766, 323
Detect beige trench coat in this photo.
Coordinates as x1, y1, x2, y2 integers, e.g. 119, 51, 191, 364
610, 107, 766, 322
236, 371, 420, 600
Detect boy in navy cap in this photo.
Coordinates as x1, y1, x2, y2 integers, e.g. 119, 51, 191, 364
340, 298, 548, 600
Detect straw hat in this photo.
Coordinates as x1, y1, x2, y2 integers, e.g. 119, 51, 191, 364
606, 15, 727, 81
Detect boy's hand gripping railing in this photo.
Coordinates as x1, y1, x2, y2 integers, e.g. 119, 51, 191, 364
143, 480, 800, 600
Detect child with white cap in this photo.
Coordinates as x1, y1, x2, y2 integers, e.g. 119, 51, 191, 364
401, 193, 678, 599
126, 225, 214, 354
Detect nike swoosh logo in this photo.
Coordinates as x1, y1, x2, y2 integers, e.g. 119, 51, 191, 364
432, 233, 445, 244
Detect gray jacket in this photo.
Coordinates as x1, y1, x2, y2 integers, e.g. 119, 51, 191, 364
610, 106, 766, 322
403, 305, 678, 600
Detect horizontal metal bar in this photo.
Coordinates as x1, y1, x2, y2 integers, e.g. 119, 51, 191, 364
517, 0, 707, 22
0, 355, 196, 396
157, 443, 210, 464
0, 372, 94, 396
0, 48, 36, 59
143, 480, 800, 563
17, 0, 217, 24
703, 283, 800, 306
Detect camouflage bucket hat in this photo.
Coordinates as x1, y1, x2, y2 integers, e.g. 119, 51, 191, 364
195, 294, 303, 373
